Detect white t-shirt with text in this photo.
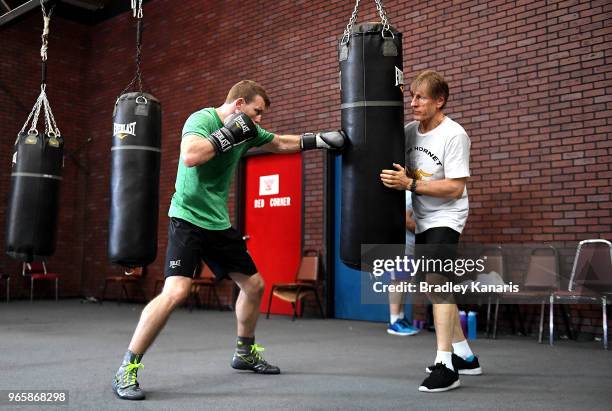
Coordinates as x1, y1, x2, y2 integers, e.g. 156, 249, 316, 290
405, 117, 471, 234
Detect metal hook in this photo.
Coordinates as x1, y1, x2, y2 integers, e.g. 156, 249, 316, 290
381, 29, 395, 39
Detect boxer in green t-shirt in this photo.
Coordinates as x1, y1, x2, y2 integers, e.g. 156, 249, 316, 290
113, 80, 346, 400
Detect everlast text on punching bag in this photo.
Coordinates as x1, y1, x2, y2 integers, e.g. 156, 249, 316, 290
339, 22, 405, 269
6, 132, 64, 262
109, 92, 161, 267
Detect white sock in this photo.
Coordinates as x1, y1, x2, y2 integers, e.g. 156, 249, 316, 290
398, 311, 405, 319
434, 351, 454, 371
452, 340, 474, 360
390, 314, 401, 324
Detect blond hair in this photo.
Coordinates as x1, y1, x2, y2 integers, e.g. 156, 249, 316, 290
411, 70, 449, 109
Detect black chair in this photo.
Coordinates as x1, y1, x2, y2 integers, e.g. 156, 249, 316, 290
189, 264, 223, 311
493, 246, 567, 342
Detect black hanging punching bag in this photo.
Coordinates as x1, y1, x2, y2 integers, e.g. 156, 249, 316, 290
339, 22, 405, 270
5, 132, 64, 262
109, 92, 161, 267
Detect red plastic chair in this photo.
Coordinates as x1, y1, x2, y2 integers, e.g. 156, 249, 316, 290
23, 262, 59, 302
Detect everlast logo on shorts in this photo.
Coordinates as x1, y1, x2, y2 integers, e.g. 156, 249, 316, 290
113, 122, 137, 139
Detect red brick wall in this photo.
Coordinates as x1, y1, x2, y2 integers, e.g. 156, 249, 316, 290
0, 1, 610, 332
442, 0, 611, 245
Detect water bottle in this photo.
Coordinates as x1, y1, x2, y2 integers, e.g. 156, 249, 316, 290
459, 310, 468, 336
467, 311, 478, 340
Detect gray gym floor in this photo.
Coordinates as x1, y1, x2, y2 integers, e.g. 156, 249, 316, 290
0, 300, 610, 411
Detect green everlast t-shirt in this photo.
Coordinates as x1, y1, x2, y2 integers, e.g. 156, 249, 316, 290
169, 108, 275, 230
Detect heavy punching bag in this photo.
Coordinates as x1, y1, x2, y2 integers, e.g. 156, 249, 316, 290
109, 92, 161, 267
339, 17, 406, 269
6, 2, 63, 263
6, 132, 64, 262
108, 1, 161, 268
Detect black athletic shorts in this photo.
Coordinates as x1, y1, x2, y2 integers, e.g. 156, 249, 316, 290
414, 227, 460, 278
164, 217, 258, 279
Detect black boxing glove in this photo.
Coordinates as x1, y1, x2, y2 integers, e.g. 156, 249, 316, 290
208, 112, 258, 154
300, 130, 347, 152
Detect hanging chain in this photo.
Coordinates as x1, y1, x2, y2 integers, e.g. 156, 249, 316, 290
120, 39, 143, 94
341, 0, 360, 45
19, 1, 60, 137
374, 0, 391, 35
121, 0, 144, 95
32, 91, 44, 133
20, 88, 44, 134
135, 43, 143, 92
341, 0, 393, 44
43, 90, 60, 135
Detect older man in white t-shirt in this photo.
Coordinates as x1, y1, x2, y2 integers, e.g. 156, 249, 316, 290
380, 70, 482, 393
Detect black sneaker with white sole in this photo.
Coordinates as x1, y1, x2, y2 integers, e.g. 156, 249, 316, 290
419, 363, 460, 393
425, 353, 482, 375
